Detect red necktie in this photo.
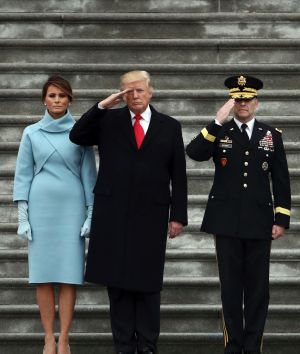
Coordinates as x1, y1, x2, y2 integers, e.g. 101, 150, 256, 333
133, 114, 145, 149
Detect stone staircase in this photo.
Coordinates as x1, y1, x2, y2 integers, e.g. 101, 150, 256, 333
0, 0, 300, 353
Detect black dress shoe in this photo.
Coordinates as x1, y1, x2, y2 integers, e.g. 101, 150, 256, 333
138, 351, 154, 354
116, 351, 135, 354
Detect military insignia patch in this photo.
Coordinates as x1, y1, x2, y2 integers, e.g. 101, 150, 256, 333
258, 130, 274, 152
262, 161, 268, 171
221, 158, 227, 167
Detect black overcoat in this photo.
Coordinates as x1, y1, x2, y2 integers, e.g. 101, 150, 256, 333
186, 119, 291, 239
70, 104, 187, 292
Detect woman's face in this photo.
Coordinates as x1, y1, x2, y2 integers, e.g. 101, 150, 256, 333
44, 85, 70, 119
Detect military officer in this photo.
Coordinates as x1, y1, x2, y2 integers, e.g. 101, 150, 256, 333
186, 75, 291, 354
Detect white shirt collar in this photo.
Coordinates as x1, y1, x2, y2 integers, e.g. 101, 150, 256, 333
130, 105, 151, 122
234, 117, 255, 134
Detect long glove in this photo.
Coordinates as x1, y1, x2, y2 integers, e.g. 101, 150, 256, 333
17, 201, 32, 241
80, 205, 93, 237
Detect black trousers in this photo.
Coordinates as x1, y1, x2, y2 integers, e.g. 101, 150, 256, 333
107, 287, 160, 353
215, 235, 272, 354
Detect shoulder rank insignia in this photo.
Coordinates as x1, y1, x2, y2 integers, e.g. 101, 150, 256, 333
275, 128, 282, 133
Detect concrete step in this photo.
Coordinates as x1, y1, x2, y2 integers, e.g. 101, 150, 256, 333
0, 304, 299, 333
2, 194, 300, 225
1, 277, 300, 306
1, 249, 299, 278
1, 0, 300, 13
0, 39, 300, 64
2, 63, 300, 90
1, 194, 300, 224
0, 0, 221, 13
1, 114, 299, 143
0, 332, 299, 354
1, 13, 300, 40
0, 88, 300, 116
0, 116, 299, 145
2, 140, 300, 169
1, 222, 299, 251
2, 166, 300, 196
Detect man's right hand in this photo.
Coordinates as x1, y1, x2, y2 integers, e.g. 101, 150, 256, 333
100, 88, 132, 109
216, 98, 235, 125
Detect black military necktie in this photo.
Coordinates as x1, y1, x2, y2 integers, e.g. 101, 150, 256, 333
241, 123, 249, 145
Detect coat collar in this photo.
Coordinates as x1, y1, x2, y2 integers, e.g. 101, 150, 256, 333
225, 119, 247, 147
39, 110, 75, 132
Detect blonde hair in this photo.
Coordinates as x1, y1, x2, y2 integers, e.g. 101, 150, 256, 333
120, 70, 152, 90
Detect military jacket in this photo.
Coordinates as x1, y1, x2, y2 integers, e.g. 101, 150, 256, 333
186, 119, 291, 239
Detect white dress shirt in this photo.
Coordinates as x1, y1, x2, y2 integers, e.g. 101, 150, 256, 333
233, 117, 255, 140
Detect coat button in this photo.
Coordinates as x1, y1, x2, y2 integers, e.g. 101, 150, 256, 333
244, 162, 248, 166
244, 172, 248, 177
245, 151, 249, 155
243, 184, 248, 188
211, 195, 214, 199
223, 149, 226, 153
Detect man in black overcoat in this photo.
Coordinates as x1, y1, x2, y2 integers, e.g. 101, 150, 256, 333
186, 75, 291, 354
69, 70, 188, 354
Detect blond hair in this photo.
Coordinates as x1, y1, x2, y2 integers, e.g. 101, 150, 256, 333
120, 70, 152, 90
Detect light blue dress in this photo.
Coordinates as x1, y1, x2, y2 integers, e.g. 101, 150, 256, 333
13, 110, 97, 284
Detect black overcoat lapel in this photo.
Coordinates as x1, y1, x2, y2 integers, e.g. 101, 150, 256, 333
117, 107, 137, 149
140, 106, 164, 150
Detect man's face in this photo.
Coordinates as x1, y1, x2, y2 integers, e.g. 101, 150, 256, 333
122, 80, 153, 114
233, 98, 258, 123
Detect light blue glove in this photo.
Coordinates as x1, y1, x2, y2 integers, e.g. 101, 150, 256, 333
80, 205, 93, 237
17, 201, 32, 241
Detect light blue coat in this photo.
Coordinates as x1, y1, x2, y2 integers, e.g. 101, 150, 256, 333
13, 110, 97, 284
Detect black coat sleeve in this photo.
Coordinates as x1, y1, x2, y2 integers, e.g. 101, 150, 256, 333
271, 130, 291, 228
69, 103, 105, 146
186, 121, 222, 161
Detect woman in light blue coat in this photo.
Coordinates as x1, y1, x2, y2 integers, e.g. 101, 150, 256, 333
13, 76, 97, 354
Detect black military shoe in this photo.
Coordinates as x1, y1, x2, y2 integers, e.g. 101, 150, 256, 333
137, 350, 154, 354
116, 352, 135, 354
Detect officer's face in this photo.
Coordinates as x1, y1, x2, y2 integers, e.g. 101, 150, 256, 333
233, 98, 258, 123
